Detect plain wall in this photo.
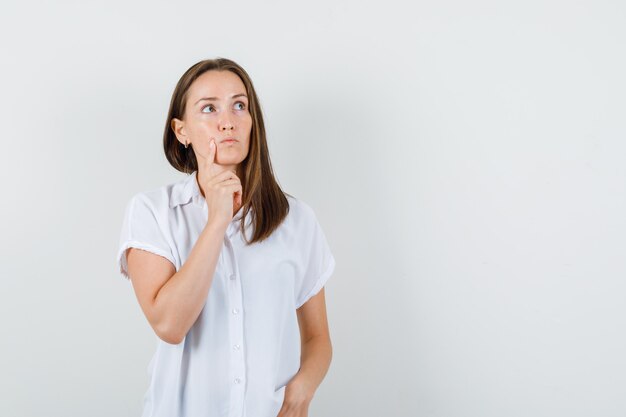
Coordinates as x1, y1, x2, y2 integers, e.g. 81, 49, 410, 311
1, 0, 625, 416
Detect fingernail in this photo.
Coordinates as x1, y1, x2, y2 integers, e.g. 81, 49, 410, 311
210, 140, 215, 148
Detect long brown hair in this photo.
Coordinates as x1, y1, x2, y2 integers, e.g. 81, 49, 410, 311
163, 58, 290, 244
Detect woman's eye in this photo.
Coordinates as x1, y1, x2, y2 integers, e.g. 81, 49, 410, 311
235, 102, 245, 110
201, 105, 214, 113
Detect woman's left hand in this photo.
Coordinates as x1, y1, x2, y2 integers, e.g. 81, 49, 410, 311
276, 376, 314, 417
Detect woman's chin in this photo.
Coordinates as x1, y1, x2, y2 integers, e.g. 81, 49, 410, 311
215, 156, 245, 166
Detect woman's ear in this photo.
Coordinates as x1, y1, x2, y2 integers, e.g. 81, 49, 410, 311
171, 118, 187, 146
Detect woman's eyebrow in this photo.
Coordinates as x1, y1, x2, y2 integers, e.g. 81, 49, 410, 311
195, 93, 248, 105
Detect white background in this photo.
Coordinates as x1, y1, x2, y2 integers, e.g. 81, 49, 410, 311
1, 1, 625, 416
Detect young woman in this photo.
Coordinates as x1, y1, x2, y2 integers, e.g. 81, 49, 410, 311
116, 58, 336, 417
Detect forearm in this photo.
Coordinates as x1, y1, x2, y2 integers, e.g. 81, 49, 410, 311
293, 336, 333, 399
153, 220, 227, 343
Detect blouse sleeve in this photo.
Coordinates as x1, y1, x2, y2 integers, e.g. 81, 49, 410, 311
116, 193, 176, 280
295, 203, 336, 309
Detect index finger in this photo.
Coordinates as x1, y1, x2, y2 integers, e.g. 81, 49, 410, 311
205, 138, 217, 175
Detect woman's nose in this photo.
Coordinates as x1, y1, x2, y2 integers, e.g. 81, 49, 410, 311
218, 116, 234, 131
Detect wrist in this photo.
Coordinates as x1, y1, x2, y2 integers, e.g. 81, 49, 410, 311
291, 371, 317, 402
204, 217, 228, 233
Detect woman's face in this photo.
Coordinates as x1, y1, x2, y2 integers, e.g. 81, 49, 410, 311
172, 70, 252, 174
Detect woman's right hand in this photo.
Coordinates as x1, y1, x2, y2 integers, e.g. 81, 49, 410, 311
200, 138, 243, 228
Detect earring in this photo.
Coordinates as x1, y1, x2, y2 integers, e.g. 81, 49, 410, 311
184, 142, 189, 149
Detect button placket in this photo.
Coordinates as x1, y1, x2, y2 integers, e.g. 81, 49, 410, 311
223, 235, 246, 415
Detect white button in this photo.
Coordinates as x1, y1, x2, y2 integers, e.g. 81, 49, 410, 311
234, 344, 240, 350
234, 378, 241, 384
232, 308, 239, 315
230, 273, 236, 280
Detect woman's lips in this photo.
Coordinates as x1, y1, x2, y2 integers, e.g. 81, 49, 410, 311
221, 138, 238, 144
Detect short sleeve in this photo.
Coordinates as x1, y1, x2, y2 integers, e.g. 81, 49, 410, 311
116, 194, 176, 280
295, 204, 336, 308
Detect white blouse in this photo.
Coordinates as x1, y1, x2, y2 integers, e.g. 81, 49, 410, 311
116, 170, 335, 417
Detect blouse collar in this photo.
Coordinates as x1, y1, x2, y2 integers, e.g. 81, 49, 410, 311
169, 171, 201, 208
